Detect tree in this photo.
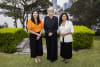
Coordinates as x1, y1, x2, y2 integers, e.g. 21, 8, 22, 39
0, 0, 21, 27
65, 0, 100, 28
0, 0, 52, 28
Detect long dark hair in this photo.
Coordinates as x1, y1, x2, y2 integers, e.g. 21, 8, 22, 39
59, 13, 69, 26
31, 10, 40, 25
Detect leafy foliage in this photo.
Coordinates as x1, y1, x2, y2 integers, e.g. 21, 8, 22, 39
65, 0, 100, 28
0, 28, 29, 53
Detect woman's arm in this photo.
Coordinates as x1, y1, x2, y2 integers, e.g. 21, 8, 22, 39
27, 19, 41, 36
39, 19, 44, 35
61, 21, 74, 36
59, 31, 65, 37
52, 16, 58, 34
44, 16, 48, 33
63, 32, 72, 36
36, 19, 44, 40
28, 30, 41, 37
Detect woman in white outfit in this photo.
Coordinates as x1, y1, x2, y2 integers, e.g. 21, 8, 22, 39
59, 13, 74, 63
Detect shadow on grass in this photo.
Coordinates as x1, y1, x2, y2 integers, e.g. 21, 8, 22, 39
94, 36, 100, 40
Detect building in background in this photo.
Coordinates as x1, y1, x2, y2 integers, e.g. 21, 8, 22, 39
63, 0, 72, 10
64, 2, 68, 10
52, 0, 57, 9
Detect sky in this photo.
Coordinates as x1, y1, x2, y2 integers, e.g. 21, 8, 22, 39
57, 0, 69, 7
50, 0, 69, 7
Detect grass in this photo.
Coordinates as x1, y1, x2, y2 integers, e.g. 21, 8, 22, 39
0, 36, 100, 67
42, 38, 46, 45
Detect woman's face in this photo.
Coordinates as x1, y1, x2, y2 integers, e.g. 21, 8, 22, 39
48, 10, 54, 17
62, 14, 67, 22
33, 11, 38, 19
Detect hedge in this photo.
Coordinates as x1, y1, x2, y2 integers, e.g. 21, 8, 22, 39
0, 25, 4, 29
72, 26, 95, 50
0, 28, 29, 53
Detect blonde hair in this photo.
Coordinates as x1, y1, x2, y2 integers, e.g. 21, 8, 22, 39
47, 7, 55, 14
47, 7, 54, 11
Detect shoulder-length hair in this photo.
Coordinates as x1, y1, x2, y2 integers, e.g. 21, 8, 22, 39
31, 10, 40, 25
59, 12, 69, 26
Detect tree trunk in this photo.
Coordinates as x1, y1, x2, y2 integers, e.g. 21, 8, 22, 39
14, 18, 17, 28
22, 11, 26, 29
13, 0, 17, 28
26, 13, 29, 31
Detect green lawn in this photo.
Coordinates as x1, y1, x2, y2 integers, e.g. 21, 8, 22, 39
0, 36, 100, 67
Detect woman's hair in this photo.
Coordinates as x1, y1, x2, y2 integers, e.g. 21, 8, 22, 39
59, 12, 69, 26
47, 7, 55, 14
47, 7, 54, 11
31, 10, 40, 25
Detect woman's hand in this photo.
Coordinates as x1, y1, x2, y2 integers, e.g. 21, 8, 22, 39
36, 30, 43, 40
37, 34, 41, 37
36, 36, 40, 40
48, 32, 53, 37
60, 32, 72, 37
36, 33, 41, 40
59, 32, 66, 37
60, 33, 66, 37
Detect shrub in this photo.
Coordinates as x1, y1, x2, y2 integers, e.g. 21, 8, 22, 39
72, 26, 95, 50
0, 25, 4, 29
0, 28, 29, 53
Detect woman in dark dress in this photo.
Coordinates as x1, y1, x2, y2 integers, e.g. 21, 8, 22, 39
27, 10, 44, 63
44, 7, 58, 62
59, 13, 74, 63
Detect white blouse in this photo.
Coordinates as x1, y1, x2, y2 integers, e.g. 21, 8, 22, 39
59, 21, 74, 42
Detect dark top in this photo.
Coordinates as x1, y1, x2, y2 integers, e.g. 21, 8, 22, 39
44, 16, 58, 34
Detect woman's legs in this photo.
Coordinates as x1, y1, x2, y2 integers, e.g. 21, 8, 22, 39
45, 33, 58, 62
35, 37, 43, 63
45, 33, 51, 60
50, 34, 58, 61
30, 34, 43, 63
60, 42, 72, 63
29, 34, 37, 58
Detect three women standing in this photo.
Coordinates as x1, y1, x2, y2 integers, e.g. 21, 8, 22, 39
27, 10, 44, 63
59, 13, 74, 63
44, 7, 58, 62
27, 8, 74, 64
